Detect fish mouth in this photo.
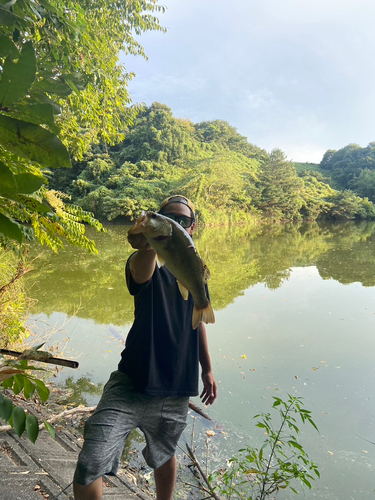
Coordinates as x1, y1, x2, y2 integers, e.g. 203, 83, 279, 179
128, 212, 148, 234
128, 222, 146, 235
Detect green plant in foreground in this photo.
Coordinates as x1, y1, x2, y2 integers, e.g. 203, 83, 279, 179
211, 395, 320, 499
0, 351, 55, 443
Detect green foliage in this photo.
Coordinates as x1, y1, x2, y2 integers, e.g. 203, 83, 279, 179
211, 395, 320, 499
320, 142, 375, 202
53, 104, 266, 223
0, 0, 165, 156
293, 162, 322, 175
114, 103, 202, 165
50, 103, 375, 224
0, 251, 29, 345
176, 151, 260, 225
298, 172, 336, 219
60, 376, 104, 407
194, 119, 268, 161
0, 356, 55, 442
324, 190, 375, 220
0, 0, 165, 252
353, 169, 375, 200
255, 149, 304, 222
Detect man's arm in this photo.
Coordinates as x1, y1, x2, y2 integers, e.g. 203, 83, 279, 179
198, 323, 217, 405
128, 233, 157, 284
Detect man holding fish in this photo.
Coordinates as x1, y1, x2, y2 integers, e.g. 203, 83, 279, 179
73, 195, 217, 500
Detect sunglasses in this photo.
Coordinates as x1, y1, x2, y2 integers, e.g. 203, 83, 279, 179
162, 213, 195, 229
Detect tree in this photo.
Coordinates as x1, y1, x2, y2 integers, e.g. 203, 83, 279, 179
52, 104, 263, 224
195, 119, 267, 160
320, 149, 337, 171
47, 104, 375, 225
298, 172, 336, 220
0, 0, 165, 442
351, 169, 375, 201
319, 143, 375, 199
0, 0, 165, 252
324, 190, 375, 220
111, 102, 201, 166
255, 149, 304, 221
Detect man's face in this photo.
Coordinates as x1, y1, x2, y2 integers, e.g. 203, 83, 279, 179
161, 202, 196, 236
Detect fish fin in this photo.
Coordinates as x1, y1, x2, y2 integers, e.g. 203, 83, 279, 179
202, 261, 211, 284
177, 280, 189, 300
192, 301, 215, 329
202, 301, 215, 324
156, 253, 165, 268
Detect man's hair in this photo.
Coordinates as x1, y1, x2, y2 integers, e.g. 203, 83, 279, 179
158, 195, 195, 218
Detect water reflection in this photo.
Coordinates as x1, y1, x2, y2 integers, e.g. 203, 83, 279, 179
25, 220, 375, 499
59, 376, 104, 407
27, 220, 375, 322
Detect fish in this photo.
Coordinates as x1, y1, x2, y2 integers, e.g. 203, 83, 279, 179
128, 211, 215, 329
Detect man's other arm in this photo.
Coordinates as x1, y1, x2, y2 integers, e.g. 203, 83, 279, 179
198, 323, 217, 405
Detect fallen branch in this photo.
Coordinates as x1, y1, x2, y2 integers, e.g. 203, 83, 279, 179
181, 480, 212, 496
0, 398, 210, 434
41, 406, 95, 427
186, 443, 221, 500
0, 406, 96, 433
189, 401, 212, 421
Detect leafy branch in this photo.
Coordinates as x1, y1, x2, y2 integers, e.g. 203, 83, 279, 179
188, 395, 320, 500
0, 351, 54, 443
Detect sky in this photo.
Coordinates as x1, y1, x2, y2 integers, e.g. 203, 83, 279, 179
122, 0, 375, 163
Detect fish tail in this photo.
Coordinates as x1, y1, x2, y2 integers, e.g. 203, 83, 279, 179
192, 301, 215, 329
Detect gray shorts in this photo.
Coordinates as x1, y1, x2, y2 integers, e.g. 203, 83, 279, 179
74, 371, 189, 486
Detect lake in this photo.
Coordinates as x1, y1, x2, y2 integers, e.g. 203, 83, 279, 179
26, 220, 375, 499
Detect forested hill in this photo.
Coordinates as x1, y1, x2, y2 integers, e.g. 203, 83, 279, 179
319, 143, 375, 202
50, 103, 375, 224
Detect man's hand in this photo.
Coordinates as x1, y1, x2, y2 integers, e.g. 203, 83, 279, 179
127, 232, 152, 251
200, 370, 217, 405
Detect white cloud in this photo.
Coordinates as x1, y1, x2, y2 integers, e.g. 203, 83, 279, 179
244, 89, 277, 110
123, 0, 375, 162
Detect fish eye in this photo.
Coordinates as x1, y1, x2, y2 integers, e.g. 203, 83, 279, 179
151, 213, 157, 219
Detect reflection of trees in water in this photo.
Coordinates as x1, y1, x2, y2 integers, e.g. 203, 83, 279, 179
27, 226, 135, 325
197, 220, 375, 307
316, 236, 375, 287
59, 374, 145, 463
121, 429, 145, 465
60, 376, 104, 407
27, 221, 375, 323
264, 269, 291, 290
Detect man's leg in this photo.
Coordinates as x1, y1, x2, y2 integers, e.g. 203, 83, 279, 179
73, 477, 103, 500
154, 455, 177, 500
73, 372, 139, 499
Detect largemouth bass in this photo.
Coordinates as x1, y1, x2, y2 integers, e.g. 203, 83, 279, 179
128, 211, 215, 329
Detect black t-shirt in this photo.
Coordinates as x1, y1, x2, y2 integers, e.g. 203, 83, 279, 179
118, 254, 200, 396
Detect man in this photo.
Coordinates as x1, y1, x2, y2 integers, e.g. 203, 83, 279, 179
73, 195, 217, 500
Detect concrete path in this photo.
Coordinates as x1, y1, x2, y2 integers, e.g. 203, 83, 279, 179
0, 405, 152, 500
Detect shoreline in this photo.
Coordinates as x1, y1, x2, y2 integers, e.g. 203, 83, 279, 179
0, 385, 156, 498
